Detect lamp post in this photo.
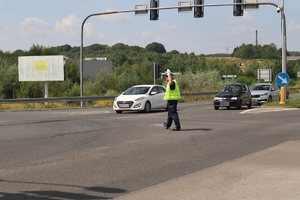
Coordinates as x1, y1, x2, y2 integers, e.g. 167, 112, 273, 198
281, 0, 286, 73
280, 0, 287, 104
80, 11, 117, 106
79, 2, 281, 107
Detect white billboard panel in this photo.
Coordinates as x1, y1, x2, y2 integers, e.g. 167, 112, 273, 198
257, 69, 272, 82
18, 55, 64, 81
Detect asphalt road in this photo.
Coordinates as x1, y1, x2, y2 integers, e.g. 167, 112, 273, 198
0, 97, 299, 199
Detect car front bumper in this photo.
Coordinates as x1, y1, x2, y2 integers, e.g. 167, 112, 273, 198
113, 101, 145, 111
251, 97, 268, 104
214, 100, 239, 108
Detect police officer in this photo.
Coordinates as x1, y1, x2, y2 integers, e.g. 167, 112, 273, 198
163, 69, 181, 131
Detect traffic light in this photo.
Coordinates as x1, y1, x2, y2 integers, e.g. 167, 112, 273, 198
194, 0, 204, 18
233, 0, 243, 16
153, 63, 161, 79
150, 0, 159, 20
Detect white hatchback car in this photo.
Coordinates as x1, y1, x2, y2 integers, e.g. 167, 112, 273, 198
113, 85, 168, 113
251, 83, 280, 105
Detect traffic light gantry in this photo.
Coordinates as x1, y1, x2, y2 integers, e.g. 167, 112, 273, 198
150, 0, 245, 20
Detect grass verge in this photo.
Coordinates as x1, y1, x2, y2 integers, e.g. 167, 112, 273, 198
263, 98, 300, 108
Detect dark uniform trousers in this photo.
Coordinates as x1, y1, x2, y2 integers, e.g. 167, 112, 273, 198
166, 100, 181, 129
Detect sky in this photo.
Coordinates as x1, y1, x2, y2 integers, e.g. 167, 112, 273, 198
0, 0, 299, 55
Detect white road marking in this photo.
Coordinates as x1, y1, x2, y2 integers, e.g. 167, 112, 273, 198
241, 107, 299, 114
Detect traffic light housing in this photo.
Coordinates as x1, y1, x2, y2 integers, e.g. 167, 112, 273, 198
233, 0, 243, 16
153, 64, 161, 79
194, 0, 204, 18
150, 0, 159, 20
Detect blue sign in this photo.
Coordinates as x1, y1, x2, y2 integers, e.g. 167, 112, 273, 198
276, 72, 290, 87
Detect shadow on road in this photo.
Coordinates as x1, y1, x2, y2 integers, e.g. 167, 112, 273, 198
180, 128, 212, 132
0, 179, 127, 200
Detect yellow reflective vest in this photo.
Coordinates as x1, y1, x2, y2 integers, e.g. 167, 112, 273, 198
164, 80, 181, 100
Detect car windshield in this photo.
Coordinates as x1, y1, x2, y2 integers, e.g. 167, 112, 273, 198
251, 85, 270, 91
219, 85, 242, 93
123, 86, 150, 95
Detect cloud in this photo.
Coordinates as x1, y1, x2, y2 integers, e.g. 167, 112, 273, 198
21, 17, 48, 27
140, 31, 163, 43
54, 15, 103, 39
141, 31, 154, 39
287, 21, 300, 32
54, 15, 80, 31
17, 18, 49, 37
159, 23, 181, 31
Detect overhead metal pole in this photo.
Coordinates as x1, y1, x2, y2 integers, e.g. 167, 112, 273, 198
80, 11, 117, 107
280, 0, 287, 104
281, 0, 286, 73
79, 2, 280, 106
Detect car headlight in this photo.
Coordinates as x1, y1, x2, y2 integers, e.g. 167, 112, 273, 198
135, 97, 145, 101
231, 97, 238, 100
261, 93, 268, 97
214, 97, 221, 100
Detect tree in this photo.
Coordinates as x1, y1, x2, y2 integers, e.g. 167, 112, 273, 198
56, 44, 72, 52
0, 64, 19, 98
145, 42, 166, 54
94, 69, 112, 95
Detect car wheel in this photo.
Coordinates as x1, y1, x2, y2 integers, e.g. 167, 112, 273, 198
214, 106, 219, 110
237, 100, 242, 109
268, 96, 272, 102
144, 101, 151, 113
116, 110, 123, 114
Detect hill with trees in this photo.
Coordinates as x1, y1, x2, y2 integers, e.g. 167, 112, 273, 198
0, 42, 299, 99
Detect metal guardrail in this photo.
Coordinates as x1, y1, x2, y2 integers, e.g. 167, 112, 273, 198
1, 90, 297, 106
0, 92, 217, 105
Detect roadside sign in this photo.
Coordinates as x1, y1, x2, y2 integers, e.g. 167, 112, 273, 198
257, 69, 271, 82
276, 72, 290, 87
135, 5, 148, 16
244, 0, 259, 10
178, 2, 192, 13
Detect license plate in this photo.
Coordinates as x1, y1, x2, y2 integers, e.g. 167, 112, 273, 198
252, 98, 257, 103
220, 101, 229, 106
119, 104, 129, 108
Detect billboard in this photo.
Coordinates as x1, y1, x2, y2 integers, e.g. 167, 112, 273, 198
257, 69, 271, 82
18, 55, 64, 81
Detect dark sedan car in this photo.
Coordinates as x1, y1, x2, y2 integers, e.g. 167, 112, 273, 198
213, 83, 252, 110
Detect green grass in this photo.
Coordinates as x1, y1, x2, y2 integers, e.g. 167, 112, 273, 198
263, 98, 300, 108
0, 100, 114, 111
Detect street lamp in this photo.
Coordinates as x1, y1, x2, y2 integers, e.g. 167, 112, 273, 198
280, 0, 287, 104
80, 11, 117, 106
79, 2, 282, 106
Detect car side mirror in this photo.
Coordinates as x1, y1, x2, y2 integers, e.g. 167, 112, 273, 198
150, 91, 157, 95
